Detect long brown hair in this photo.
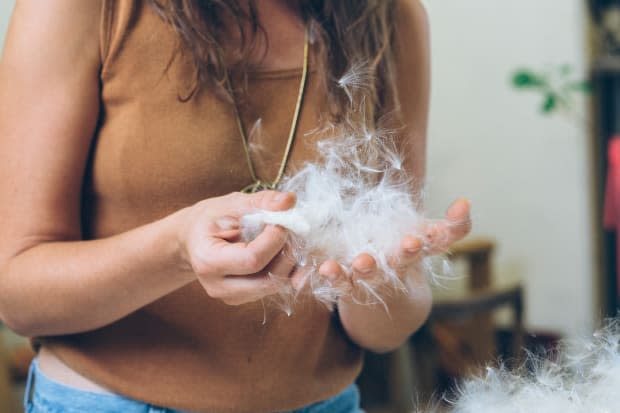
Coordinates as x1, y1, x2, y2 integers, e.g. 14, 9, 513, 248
149, 0, 398, 124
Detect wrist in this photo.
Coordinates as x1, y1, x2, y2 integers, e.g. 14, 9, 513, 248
162, 206, 196, 279
336, 279, 432, 353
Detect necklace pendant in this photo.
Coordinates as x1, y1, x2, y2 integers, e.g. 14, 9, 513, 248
241, 180, 276, 193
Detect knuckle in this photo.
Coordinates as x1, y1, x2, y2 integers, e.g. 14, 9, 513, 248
203, 281, 240, 304
190, 255, 210, 276
197, 274, 227, 297
221, 295, 244, 306
243, 252, 263, 272
249, 192, 267, 209
221, 192, 244, 208
251, 190, 279, 210
189, 249, 216, 277
204, 220, 221, 234
463, 219, 473, 232
220, 296, 235, 305
452, 221, 471, 239
202, 283, 221, 298
266, 226, 286, 245
226, 191, 244, 201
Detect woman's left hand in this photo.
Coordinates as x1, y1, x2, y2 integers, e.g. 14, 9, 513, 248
317, 198, 472, 288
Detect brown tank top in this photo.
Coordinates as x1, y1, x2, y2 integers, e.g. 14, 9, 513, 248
40, 1, 362, 412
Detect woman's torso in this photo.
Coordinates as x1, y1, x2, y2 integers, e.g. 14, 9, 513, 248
37, 1, 363, 412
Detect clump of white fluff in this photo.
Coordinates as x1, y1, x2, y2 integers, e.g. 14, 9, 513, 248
241, 62, 453, 313
242, 124, 450, 311
438, 320, 620, 413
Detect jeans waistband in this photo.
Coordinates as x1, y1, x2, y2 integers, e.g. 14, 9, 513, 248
24, 358, 158, 413
24, 358, 361, 413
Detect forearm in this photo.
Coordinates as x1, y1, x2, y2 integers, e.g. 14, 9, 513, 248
337, 272, 432, 353
0, 208, 194, 337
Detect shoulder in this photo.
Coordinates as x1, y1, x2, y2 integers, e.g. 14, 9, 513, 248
384, 1, 430, 183
12, 0, 103, 25
395, 0, 429, 25
388, 0, 430, 119
8, 0, 102, 69
392, 0, 430, 57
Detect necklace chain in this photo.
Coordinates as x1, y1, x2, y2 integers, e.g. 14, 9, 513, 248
224, 29, 309, 193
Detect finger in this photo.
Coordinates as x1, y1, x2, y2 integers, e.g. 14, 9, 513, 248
264, 251, 296, 279
290, 267, 310, 291
219, 275, 280, 305
209, 250, 296, 304
219, 225, 288, 275
212, 229, 241, 241
424, 223, 457, 254
393, 235, 424, 269
214, 216, 241, 231
401, 235, 424, 254
351, 253, 377, 279
445, 198, 472, 240
227, 191, 297, 216
424, 199, 472, 254
210, 216, 242, 240
318, 260, 346, 282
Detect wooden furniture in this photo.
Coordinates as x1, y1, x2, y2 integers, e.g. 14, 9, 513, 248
409, 238, 525, 402
0, 327, 36, 413
358, 345, 418, 413
0, 332, 17, 413
359, 238, 525, 412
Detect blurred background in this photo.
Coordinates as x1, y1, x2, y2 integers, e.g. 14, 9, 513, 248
0, 0, 615, 412
424, 0, 594, 339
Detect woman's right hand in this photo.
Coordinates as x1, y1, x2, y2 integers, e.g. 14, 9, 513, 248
179, 191, 297, 305
0, 1, 296, 336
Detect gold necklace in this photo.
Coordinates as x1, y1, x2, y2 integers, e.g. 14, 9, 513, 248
225, 29, 309, 193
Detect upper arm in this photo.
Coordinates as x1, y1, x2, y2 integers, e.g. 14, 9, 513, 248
0, 0, 102, 261
389, 0, 430, 193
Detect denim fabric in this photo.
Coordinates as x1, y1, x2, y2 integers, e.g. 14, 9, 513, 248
24, 359, 364, 413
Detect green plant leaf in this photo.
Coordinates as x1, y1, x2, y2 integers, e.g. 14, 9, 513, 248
512, 70, 545, 88
568, 81, 592, 93
541, 93, 557, 114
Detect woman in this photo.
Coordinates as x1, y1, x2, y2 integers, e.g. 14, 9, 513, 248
0, 0, 470, 412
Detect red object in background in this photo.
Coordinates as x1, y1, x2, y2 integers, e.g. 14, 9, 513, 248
603, 136, 620, 295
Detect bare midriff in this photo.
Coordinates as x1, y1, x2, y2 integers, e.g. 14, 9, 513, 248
37, 347, 114, 394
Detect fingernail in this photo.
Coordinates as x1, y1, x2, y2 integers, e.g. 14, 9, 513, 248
448, 199, 471, 218
403, 237, 423, 252
273, 192, 287, 202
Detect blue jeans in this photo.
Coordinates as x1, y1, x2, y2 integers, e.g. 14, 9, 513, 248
24, 359, 364, 413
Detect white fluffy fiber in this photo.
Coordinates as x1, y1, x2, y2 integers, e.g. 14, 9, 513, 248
241, 63, 453, 312
241, 120, 449, 311
435, 321, 620, 413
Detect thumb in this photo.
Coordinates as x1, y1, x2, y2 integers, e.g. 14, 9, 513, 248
445, 198, 472, 240
446, 198, 471, 223
228, 191, 297, 216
